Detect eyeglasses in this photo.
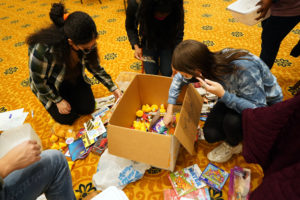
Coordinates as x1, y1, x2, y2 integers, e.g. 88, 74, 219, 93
79, 43, 97, 55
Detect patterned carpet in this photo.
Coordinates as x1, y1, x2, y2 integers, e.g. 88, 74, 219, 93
0, 0, 299, 199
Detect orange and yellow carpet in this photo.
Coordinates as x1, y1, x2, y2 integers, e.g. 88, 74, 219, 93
0, 0, 299, 199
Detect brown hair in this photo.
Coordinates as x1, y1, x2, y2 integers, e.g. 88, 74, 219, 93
172, 40, 250, 81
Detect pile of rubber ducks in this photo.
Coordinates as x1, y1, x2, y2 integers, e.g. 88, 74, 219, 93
132, 104, 166, 132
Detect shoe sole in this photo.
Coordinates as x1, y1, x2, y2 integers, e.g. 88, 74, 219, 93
207, 144, 242, 163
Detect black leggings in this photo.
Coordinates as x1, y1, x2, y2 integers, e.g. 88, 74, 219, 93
260, 15, 300, 69
47, 76, 95, 125
203, 102, 243, 146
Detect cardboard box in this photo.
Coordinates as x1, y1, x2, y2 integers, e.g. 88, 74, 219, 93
107, 74, 203, 171
227, 0, 270, 26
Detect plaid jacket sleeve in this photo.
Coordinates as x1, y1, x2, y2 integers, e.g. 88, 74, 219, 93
84, 58, 117, 92
29, 44, 63, 103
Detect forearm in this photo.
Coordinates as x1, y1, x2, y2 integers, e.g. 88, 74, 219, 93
0, 157, 14, 179
166, 104, 174, 115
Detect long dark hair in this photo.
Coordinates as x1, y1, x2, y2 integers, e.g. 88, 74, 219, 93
26, 3, 99, 68
172, 40, 250, 81
137, 0, 184, 48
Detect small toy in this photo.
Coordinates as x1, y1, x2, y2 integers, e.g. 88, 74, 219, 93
50, 143, 60, 150
65, 137, 74, 145
50, 134, 59, 143
152, 118, 168, 134
228, 166, 251, 200
200, 163, 229, 191
159, 104, 166, 114
136, 110, 144, 118
92, 137, 108, 156
59, 142, 67, 149
151, 104, 158, 112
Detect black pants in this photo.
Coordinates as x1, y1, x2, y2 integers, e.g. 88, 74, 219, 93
203, 102, 243, 146
47, 76, 95, 125
260, 15, 300, 69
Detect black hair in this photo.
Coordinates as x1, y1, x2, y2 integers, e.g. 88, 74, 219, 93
137, 0, 184, 48
26, 3, 98, 66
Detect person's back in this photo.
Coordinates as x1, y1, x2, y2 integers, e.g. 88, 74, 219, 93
242, 91, 300, 199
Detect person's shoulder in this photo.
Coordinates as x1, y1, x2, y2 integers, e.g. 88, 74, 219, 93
30, 43, 51, 54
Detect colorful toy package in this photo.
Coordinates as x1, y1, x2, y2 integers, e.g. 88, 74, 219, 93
228, 166, 251, 200
199, 163, 229, 191
164, 188, 211, 200
168, 164, 206, 197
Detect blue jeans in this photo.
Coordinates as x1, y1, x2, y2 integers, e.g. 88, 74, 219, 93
1, 150, 75, 200
142, 48, 173, 77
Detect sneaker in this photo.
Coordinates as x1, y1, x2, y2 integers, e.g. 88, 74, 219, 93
207, 142, 242, 163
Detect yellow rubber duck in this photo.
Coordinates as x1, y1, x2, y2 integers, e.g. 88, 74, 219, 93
136, 110, 144, 118
59, 142, 67, 149
50, 143, 60, 150
50, 134, 59, 143
160, 104, 166, 114
151, 104, 158, 112
145, 104, 151, 113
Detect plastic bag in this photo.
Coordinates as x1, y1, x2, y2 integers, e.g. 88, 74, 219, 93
92, 149, 151, 190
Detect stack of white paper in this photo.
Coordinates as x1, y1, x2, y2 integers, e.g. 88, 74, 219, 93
0, 123, 42, 159
0, 108, 28, 131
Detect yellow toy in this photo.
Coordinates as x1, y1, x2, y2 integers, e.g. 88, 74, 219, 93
50, 134, 59, 143
51, 122, 76, 139
144, 104, 151, 113
159, 104, 166, 114
59, 142, 67, 149
50, 143, 60, 150
151, 104, 158, 112
136, 110, 144, 118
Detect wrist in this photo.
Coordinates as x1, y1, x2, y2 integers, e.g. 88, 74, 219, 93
0, 157, 14, 179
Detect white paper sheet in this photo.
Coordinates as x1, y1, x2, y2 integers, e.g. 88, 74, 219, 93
0, 108, 28, 131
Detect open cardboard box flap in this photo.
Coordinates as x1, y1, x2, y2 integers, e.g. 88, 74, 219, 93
108, 74, 203, 169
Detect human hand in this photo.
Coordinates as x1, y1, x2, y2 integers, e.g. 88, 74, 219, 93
56, 99, 71, 114
255, 0, 272, 20
112, 88, 123, 101
134, 45, 143, 60
163, 104, 174, 126
197, 77, 225, 98
0, 140, 41, 178
163, 113, 173, 127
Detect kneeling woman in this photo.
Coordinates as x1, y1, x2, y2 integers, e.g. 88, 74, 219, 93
27, 3, 122, 125
163, 40, 283, 163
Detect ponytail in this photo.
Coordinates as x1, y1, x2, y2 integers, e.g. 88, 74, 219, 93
49, 3, 66, 28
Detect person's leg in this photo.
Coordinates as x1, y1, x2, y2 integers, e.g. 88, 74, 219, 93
260, 15, 300, 69
203, 102, 227, 143
158, 49, 173, 77
290, 39, 300, 57
65, 76, 95, 115
2, 150, 75, 200
223, 109, 243, 146
206, 104, 243, 163
142, 48, 159, 75
47, 103, 79, 125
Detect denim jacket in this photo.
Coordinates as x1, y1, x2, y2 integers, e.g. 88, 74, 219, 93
168, 52, 283, 114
